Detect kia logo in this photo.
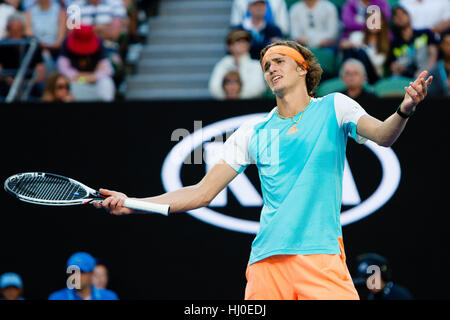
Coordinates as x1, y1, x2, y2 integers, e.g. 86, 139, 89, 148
161, 114, 401, 234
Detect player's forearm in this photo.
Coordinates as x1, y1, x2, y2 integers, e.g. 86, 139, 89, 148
376, 107, 410, 147
140, 184, 211, 213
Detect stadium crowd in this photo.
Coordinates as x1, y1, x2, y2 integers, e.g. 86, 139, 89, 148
1, 252, 119, 300
210, 0, 450, 101
0, 0, 449, 102
0, 0, 157, 102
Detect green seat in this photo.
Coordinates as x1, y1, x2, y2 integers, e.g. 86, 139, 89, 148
315, 78, 346, 97
388, 0, 400, 8
373, 76, 413, 97
315, 77, 376, 97
310, 48, 338, 78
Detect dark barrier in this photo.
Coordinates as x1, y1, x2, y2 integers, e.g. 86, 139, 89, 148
0, 97, 449, 300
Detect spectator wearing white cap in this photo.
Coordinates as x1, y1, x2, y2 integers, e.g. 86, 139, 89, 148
230, 0, 289, 36
0, 272, 24, 300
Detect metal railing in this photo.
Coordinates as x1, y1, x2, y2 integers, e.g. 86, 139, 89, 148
0, 38, 39, 103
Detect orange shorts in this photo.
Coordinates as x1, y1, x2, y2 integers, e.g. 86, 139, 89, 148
244, 238, 359, 300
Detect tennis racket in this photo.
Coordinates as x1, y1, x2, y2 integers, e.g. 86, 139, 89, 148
4, 172, 170, 216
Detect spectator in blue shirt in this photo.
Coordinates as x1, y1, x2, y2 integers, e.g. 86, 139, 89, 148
0, 272, 24, 300
48, 252, 119, 300
233, 0, 283, 60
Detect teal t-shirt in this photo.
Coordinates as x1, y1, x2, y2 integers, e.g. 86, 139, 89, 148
223, 93, 368, 265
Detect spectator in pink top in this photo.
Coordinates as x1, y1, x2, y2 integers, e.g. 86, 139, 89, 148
57, 25, 115, 101
341, 0, 391, 39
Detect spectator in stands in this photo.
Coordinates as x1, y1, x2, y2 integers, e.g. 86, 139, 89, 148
0, 0, 16, 40
398, 0, 450, 35
2, 0, 19, 9
429, 29, 450, 97
222, 70, 242, 100
49, 252, 119, 300
353, 253, 413, 300
209, 29, 266, 100
389, 5, 438, 79
92, 259, 110, 289
24, 0, 67, 73
0, 272, 24, 300
339, 11, 390, 83
41, 72, 75, 102
75, 0, 127, 91
340, 58, 377, 103
0, 13, 46, 99
57, 25, 116, 101
233, 0, 283, 60
230, 0, 289, 36
76, 0, 127, 43
289, 0, 339, 49
341, 0, 391, 39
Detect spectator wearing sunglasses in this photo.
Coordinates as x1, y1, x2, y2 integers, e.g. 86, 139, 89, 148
222, 70, 242, 100
41, 72, 75, 102
289, 0, 339, 49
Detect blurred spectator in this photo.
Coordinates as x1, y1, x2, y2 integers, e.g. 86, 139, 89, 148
222, 70, 242, 99
233, 0, 283, 60
75, 0, 127, 43
353, 253, 413, 300
74, 0, 127, 90
340, 11, 390, 83
398, 0, 450, 35
389, 5, 438, 78
0, 0, 16, 40
209, 29, 266, 99
0, 272, 24, 300
92, 259, 110, 289
24, 0, 67, 73
429, 29, 450, 97
49, 252, 119, 300
0, 13, 46, 99
2, 0, 19, 9
341, 0, 391, 39
289, 0, 339, 49
230, 0, 289, 36
57, 25, 116, 101
340, 58, 377, 103
41, 72, 75, 102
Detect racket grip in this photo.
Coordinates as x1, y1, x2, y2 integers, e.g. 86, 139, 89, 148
123, 199, 170, 216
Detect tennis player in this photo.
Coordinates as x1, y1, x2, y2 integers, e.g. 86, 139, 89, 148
97, 40, 432, 300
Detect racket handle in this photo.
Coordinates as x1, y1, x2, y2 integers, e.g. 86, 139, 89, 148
123, 199, 170, 216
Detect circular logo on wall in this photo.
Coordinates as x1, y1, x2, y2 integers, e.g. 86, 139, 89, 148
161, 114, 401, 234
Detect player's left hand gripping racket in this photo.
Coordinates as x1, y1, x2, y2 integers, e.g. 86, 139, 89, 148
4, 172, 170, 216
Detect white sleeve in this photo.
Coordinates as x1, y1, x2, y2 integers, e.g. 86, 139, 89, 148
272, 0, 289, 35
230, 0, 246, 26
222, 122, 253, 173
289, 4, 304, 40
334, 92, 368, 144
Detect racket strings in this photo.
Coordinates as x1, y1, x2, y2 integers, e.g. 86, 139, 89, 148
9, 175, 87, 201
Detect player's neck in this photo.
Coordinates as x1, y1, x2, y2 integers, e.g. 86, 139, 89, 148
275, 86, 311, 118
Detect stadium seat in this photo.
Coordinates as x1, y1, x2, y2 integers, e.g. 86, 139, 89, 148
373, 76, 413, 97
388, 0, 400, 8
315, 77, 346, 97
315, 77, 376, 97
310, 48, 338, 78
